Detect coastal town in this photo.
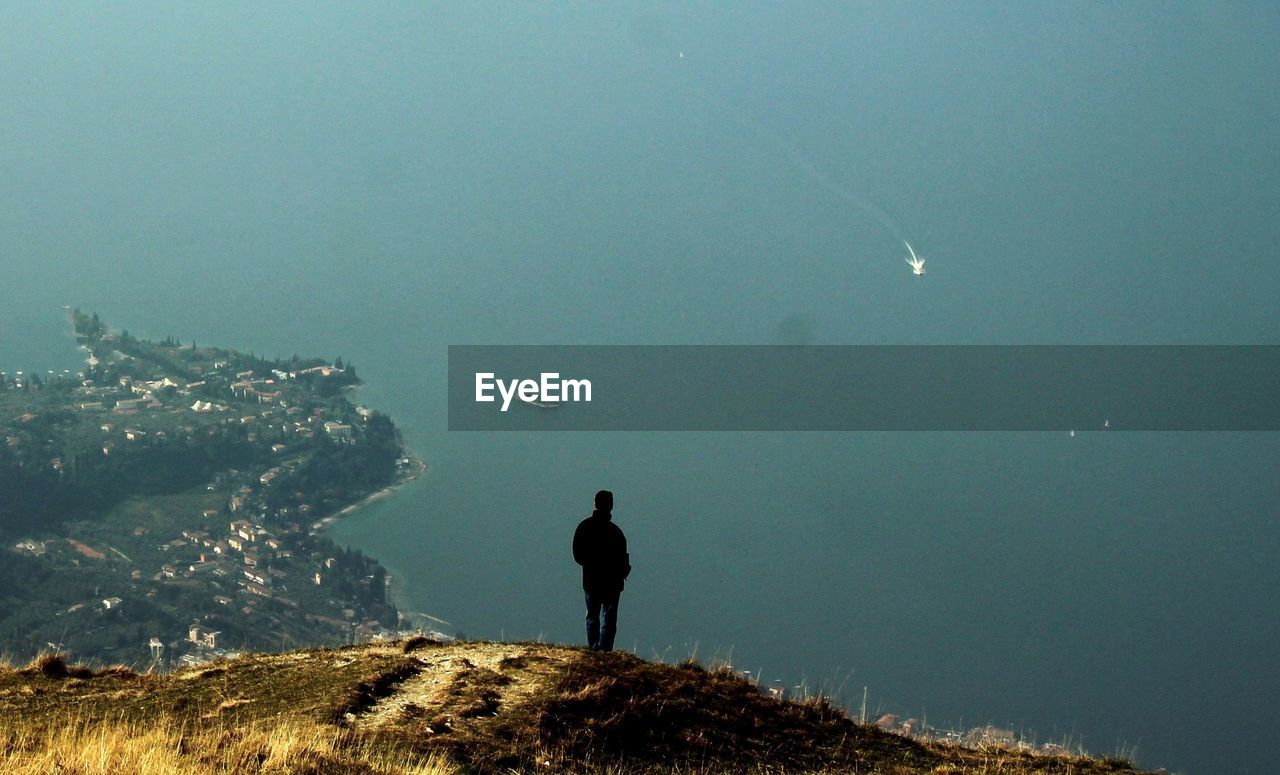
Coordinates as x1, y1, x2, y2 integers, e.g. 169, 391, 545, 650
0, 311, 423, 668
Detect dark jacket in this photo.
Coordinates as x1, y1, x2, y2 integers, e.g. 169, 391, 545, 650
573, 510, 630, 596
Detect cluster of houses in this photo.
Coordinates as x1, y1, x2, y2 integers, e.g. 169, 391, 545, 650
0, 368, 76, 391
72, 355, 348, 420
29, 503, 380, 668
155, 517, 302, 603
7, 342, 359, 475
155, 507, 398, 666
86, 376, 362, 457
60, 597, 124, 619
73, 375, 183, 414
177, 625, 241, 667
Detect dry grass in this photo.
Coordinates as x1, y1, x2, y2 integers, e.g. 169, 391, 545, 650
0, 642, 1155, 775
0, 713, 456, 774
19, 653, 128, 680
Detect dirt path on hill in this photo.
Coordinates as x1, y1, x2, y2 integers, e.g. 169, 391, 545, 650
357, 642, 568, 735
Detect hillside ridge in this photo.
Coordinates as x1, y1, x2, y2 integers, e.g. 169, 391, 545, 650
0, 638, 1158, 774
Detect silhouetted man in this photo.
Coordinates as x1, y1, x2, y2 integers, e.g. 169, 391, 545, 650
573, 489, 630, 651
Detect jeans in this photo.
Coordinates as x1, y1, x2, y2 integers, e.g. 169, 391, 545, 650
584, 590, 620, 651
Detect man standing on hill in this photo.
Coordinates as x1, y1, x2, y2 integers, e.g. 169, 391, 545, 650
573, 490, 630, 652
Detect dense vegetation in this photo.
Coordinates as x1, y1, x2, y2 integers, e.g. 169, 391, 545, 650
0, 412, 262, 537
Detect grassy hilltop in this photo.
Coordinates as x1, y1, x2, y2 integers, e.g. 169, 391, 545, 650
0, 639, 1154, 775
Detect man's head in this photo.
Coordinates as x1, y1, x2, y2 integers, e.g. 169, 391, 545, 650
594, 489, 614, 513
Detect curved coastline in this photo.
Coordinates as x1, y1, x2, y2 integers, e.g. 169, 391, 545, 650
311, 453, 428, 533
310, 452, 439, 630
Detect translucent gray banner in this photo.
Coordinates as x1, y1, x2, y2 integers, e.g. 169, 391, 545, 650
447, 346, 1280, 431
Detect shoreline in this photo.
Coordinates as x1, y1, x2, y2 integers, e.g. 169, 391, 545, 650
310, 453, 428, 533
310, 452, 442, 633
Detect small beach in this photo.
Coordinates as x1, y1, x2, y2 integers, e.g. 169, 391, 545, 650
311, 453, 428, 532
